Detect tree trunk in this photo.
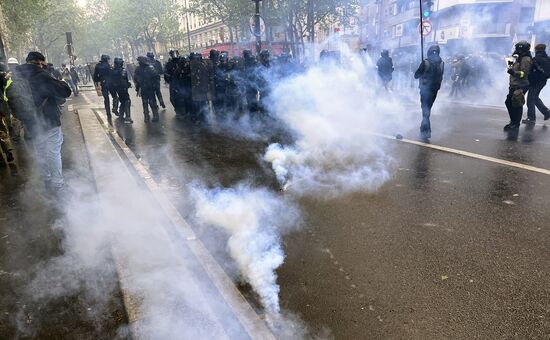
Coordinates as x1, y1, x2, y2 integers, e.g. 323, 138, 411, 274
229, 27, 235, 57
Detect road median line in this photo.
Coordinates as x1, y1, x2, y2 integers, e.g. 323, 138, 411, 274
375, 132, 550, 176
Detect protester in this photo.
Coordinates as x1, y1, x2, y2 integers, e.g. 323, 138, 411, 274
524, 43, 550, 124
414, 45, 445, 140
376, 50, 394, 91
61, 64, 79, 96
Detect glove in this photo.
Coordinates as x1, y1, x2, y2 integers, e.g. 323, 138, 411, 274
507, 68, 514, 75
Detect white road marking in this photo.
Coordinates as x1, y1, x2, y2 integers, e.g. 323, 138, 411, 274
375, 133, 550, 177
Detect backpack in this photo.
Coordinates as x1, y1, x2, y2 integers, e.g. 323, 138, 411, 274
533, 56, 550, 79
4, 73, 48, 136
420, 59, 444, 90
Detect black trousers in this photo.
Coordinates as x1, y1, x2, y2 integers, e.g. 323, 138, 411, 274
101, 84, 119, 116
420, 90, 438, 135
153, 81, 165, 107
527, 81, 549, 120
505, 87, 528, 125
141, 90, 158, 118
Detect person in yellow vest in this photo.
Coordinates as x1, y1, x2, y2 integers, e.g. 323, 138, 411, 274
0, 72, 15, 166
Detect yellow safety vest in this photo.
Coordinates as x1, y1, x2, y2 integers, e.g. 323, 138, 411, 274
3, 78, 12, 102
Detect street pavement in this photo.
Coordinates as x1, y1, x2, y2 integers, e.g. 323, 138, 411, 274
0, 95, 128, 338
2, 83, 550, 339
82, 85, 550, 339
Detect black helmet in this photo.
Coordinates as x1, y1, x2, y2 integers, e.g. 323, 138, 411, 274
427, 45, 440, 56
209, 49, 220, 60
137, 56, 149, 65
100, 54, 110, 62
243, 49, 253, 59
114, 57, 124, 67
169, 50, 179, 58
515, 41, 531, 53
146, 52, 154, 59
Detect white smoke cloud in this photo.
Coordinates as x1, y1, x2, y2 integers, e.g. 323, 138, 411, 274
192, 183, 301, 314
263, 52, 415, 197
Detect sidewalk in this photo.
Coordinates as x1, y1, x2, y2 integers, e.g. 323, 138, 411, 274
0, 94, 127, 338
72, 91, 275, 338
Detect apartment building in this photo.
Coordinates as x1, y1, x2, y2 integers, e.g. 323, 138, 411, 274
534, 0, 550, 43
176, 0, 229, 53
432, 0, 537, 54
360, 0, 537, 55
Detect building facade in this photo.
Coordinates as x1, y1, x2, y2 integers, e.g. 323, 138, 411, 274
534, 0, 550, 43
360, 0, 538, 56
431, 0, 536, 55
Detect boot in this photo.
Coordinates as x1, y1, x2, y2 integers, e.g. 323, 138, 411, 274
112, 97, 119, 116
124, 102, 133, 124
152, 110, 159, 122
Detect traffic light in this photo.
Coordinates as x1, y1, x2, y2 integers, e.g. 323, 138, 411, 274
422, 0, 434, 19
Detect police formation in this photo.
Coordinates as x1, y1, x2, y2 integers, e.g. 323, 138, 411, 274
93, 49, 300, 125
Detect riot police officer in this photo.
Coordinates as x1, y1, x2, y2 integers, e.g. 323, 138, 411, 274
134, 56, 160, 122
93, 54, 119, 118
147, 52, 166, 109
172, 56, 193, 120
165, 50, 179, 109
242, 50, 259, 114
111, 57, 133, 123
258, 50, 272, 115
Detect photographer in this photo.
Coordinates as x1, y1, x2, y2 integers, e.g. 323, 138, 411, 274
504, 41, 532, 131
14, 52, 71, 192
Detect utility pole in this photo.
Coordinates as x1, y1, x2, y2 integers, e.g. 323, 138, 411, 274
419, 0, 424, 60
252, 0, 262, 55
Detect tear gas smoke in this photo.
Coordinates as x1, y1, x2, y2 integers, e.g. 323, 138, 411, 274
263, 49, 416, 197
192, 183, 301, 314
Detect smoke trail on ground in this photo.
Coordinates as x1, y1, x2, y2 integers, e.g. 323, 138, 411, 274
192, 183, 301, 314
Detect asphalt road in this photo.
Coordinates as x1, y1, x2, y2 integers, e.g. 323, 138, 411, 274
83, 85, 550, 339
3, 83, 550, 339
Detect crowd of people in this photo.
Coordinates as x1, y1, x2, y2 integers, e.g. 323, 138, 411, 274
93, 49, 304, 125
0, 40, 549, 194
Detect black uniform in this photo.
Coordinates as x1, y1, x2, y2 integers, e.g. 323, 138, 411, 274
376, 50, 394, 90
172, 58, 193, 120
504, 41, 532, 130
526, 45, 550, 122
164, 55, 178, 109
414, 45, 444, 140
134, 57, 159, 122
93, 57, 119, 117
147, 54, 165, 108
242, 50, 259, 114
111, 60, 133, 123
